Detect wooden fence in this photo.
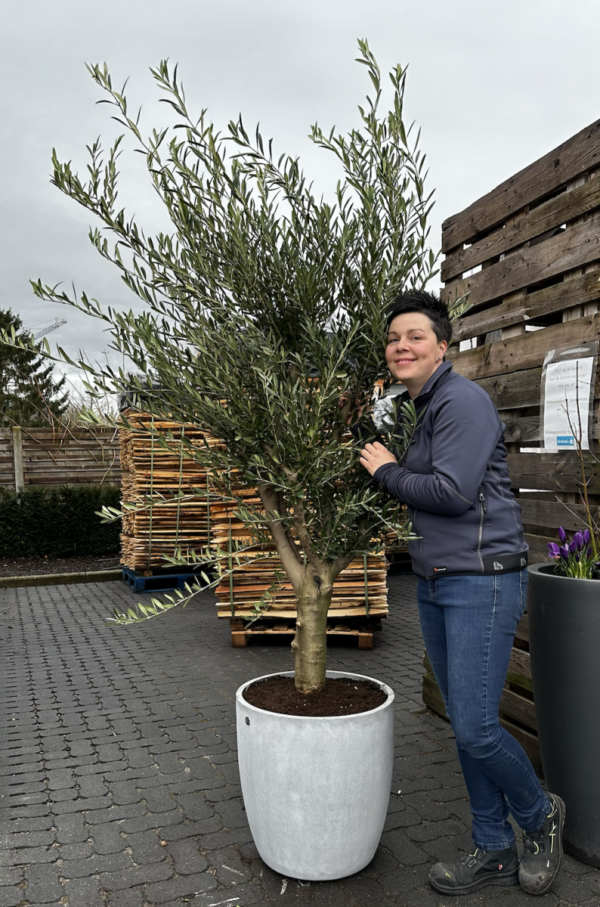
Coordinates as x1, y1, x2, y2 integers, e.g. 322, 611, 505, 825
423, 117, 600, 771
0, 426, 121, 489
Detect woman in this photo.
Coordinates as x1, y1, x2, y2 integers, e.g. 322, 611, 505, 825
359, 291, 564, 897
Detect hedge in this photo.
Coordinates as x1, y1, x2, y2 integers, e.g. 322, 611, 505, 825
0, 485, 121, 557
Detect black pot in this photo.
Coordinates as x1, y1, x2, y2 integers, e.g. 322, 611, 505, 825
527, 563, 600, 866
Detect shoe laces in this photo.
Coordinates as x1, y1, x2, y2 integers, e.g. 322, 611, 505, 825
460, 847, 486, 868
523, 803, 558, 856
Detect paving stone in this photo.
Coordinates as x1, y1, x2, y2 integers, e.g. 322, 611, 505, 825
62, 850, 134, 878
126, 830, 166, 864
55, 813, 87, 844
0, 886, 23, 907
8, 830, 55, 849
53, 794, 112, 814
107, 890, 144, 907
91, 822, 125, 854
210, 845, 253, 885
175, 793, 214, 821
99, 860, 173, 890
63, 876, 103, 907
24, 863, 62, 902
78, 775, 108, 798
381, 829, 430, 866
158, 817, 223, 841
144, 871, 217, 904
0, 867, 22, 887
213, 797, 247, 828
405, 817, 467, 843
167, 839, 209, 875
58, 842, 94, 860
143, 786, 176, 812
120, 809, 184, 834
109, 781, 140, 805
187, 882, 265, 906
85, 803, 146, 825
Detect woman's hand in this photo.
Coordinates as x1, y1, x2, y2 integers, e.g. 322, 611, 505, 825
359, 442, 398, 476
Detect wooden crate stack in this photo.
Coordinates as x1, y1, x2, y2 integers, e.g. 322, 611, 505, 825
120, 411, 218, 571
421, 117, 600, 768
211, 487, 389, 648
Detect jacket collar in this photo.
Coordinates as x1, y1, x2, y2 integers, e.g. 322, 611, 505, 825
414, 360, 453, 401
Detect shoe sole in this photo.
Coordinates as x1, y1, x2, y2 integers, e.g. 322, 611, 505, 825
519, 794, 566, 896
429, 869, 519, 896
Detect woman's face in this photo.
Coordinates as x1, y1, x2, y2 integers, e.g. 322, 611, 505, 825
385, 312, 448, 396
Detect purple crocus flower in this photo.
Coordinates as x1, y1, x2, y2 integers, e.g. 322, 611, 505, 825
547, 542, 561, 558
569, 540, 578, 554
573, 531, 584, 550
560, 546, 570, 559
583, 529, 591, 545
558, 526, 567, 544
588, 547, 593, 557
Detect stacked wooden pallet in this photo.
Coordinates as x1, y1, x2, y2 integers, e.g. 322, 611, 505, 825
211, 489, 389, 647
119, 411, 218, 571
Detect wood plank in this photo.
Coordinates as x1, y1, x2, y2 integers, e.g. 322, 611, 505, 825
479, 368, 542, 410
500, 687, 537, 733
441, 212, 600, 309
520, 498, 593, 532
452, 270, 600, 342
442, 118, 600, 251
443, 176, 600, 281
502, 413, 600, 444
507, 451, 600, 494
525, 533, 558, 565
449, 313, 600, 379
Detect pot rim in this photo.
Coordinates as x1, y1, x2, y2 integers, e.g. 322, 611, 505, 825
236, 669, 395, 721
528, 562, 600, 585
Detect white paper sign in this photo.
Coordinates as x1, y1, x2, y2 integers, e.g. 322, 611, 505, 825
543, 357, 594, 450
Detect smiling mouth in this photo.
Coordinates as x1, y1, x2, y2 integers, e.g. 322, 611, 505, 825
395, 359, 417, 364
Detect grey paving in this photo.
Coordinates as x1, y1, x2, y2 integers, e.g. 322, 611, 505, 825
1, 576, 598, 906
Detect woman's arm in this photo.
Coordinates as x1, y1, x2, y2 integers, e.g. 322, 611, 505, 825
361, 392, 502, 515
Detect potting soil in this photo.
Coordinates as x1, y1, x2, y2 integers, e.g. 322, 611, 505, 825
243, 676, 387, 716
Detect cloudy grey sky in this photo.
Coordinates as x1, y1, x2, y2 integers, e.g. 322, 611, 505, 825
2, 0, 599, 391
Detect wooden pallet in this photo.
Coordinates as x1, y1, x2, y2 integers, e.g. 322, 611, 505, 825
229, 616, 382, 649
421, 613, 541, 774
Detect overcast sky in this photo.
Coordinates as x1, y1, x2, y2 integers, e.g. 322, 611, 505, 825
2, 0, 600, 393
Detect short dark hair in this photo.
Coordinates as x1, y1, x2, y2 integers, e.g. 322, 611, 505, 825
385, 290, 452, 345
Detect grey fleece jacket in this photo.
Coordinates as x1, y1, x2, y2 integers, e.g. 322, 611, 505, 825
373, 361, 528, 579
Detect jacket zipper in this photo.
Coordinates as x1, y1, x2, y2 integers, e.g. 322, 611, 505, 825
477, 487, 487, 571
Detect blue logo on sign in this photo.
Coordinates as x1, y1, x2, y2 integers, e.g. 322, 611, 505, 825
557, 435, 575, 447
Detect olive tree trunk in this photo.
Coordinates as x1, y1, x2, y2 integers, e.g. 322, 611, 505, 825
292, 572, 333, 693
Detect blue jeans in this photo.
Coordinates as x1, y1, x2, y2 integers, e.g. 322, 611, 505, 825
418, 571, 550, 850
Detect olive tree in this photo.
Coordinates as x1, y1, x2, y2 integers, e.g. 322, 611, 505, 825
28, 41, 449, 693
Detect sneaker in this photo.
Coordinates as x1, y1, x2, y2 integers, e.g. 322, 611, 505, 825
429, 845, 519, 895
519, 792, 566, 895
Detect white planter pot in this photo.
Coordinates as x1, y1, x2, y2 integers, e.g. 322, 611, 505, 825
236, 669, 395, 881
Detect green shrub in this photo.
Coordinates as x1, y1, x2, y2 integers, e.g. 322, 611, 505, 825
0, 485, 121, 557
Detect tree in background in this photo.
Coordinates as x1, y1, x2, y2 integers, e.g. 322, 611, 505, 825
0, 309, 68, 427
24, 41, 467, 692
